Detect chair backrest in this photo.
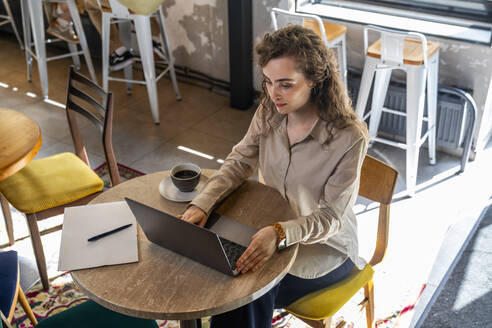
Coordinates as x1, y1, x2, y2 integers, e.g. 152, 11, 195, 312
364, 25, 429, 67
358, 155, 398, 266
65, 66, 120, 186
270, 8, 329, 46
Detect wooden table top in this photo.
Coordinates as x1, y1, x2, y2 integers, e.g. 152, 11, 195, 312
303, 19, 347, 43
71, 169, 298, 320
0, 108, 42, 181
367, 38, 440, 66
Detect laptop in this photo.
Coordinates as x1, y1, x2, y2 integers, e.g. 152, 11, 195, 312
124, 198, 258, 276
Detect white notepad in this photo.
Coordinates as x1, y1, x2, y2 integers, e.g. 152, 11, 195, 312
58, 201, 139, 271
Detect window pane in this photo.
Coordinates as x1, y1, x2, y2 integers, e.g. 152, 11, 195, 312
318, 0, 492, 23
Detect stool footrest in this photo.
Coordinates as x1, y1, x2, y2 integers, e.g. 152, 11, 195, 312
381, 107, 429, 122
108, 76, 147, 85
372, 129, 431, 149
46, 51, 83, 62
108, 66, 170, 85
382, 107, 406, 117
373, 137, 407, 150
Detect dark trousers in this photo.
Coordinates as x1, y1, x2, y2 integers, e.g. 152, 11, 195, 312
210, 258, 355, 328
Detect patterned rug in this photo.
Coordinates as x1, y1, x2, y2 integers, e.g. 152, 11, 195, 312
93, 162, 145, 190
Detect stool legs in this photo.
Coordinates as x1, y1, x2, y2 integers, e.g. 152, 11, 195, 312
68, 43, 81, 69
2, 0, 23, 49
426, 54, 439, 165
21, 0, 96, 99
406, 66, 427, 196
368, 68, 392, 141
101, 8, 181, 123
27, 0, 49, 99
118, 21, 134, 94
339, 34, 348, 88
156, 9, 182, 101
102, 13, 111, 92
355, 57, 377, 118
20, 0, 32, 82
66, 0, 97, 84
134, 15, 160, 124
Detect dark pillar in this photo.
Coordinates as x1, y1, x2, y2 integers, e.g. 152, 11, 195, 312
228, 0, 253, 110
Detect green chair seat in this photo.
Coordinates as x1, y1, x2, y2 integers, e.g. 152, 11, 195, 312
36, 300, 158, 328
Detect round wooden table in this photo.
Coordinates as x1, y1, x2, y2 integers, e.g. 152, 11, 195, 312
0, 108, 42, 181
71, 170, 298, 327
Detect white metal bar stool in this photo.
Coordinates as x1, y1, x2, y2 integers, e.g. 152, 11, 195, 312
101, 0, 181, 125
19, 0, 97, 99
1, 0, 23, 49
270, 8, 347, 87
355, 25, 440, 196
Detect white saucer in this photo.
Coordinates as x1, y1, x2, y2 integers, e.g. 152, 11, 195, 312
158, 176, 202, 202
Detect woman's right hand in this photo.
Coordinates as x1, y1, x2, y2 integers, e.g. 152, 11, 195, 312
178, 205, 208, 227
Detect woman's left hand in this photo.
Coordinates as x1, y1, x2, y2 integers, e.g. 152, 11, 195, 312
236, 226, 277, 274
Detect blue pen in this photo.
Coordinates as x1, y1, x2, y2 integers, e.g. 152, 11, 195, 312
87, 223, 132, 242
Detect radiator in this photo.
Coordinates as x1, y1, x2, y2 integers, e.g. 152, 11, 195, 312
347, 76, 470, 150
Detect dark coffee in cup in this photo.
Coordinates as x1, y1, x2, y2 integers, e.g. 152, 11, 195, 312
170, 163, 201, 192
173, 170, 198, 179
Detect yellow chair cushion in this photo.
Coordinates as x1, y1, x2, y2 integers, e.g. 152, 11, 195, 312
0, 153, 103, 213
286, 263, 374, 320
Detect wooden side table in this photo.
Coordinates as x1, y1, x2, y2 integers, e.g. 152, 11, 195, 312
72, 169, 298, 327
0, 108, 42, 181
0, 108, 42, 245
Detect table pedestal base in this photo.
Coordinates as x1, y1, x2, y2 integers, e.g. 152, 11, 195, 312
180, 319, 202, 328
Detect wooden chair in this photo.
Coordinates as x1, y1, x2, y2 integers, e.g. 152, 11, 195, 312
0, 251, 37, 327
0, 66, 120, 290
283, 155, 398, 328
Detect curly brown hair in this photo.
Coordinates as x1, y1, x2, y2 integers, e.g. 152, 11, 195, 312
255, 25, 367, 141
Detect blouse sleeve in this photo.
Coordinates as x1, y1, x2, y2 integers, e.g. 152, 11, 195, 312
279, 136, 367, 245
190, 106, 264, 215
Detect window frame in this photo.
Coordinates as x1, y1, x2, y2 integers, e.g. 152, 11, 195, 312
334, 0, 492, 24
296, 0, 492, 46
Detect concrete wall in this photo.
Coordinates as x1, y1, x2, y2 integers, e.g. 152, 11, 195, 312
162, 0, 229, 82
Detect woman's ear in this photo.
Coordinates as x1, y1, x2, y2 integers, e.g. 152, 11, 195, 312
307, 80, 315, 89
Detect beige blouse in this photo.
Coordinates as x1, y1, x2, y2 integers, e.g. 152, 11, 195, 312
191, 105, 368, 279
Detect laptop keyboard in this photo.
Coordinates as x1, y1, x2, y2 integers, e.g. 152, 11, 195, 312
219, 237, 246, 270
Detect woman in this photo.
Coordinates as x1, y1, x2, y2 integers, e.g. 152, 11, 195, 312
179, 25, 368, 327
